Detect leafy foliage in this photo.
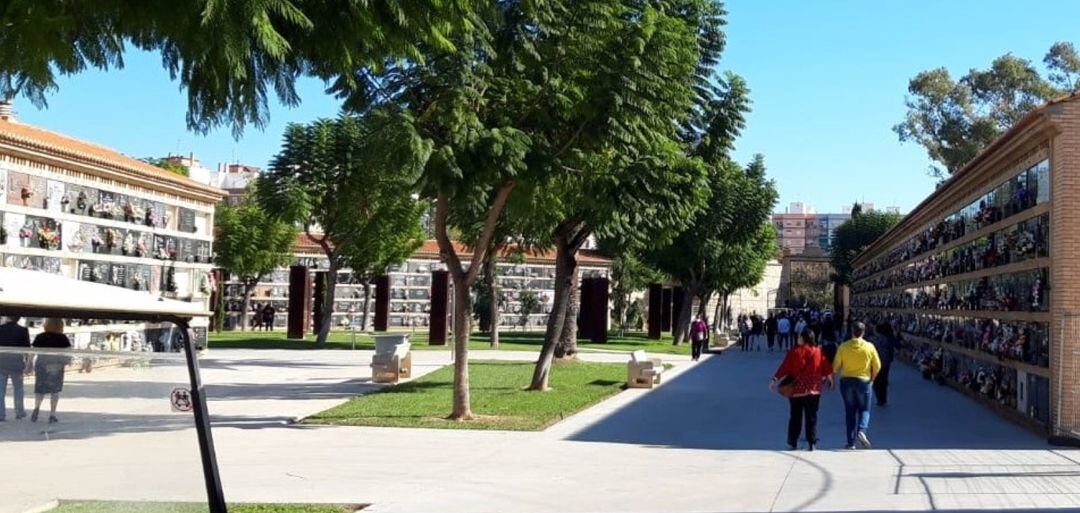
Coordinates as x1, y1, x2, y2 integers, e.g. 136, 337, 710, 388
829, 210, 902, 286
895, 42, 1080, 178
0, 0, 478, 135
144, 158, 190, 177
214, 201, 297, 284
214, 200, 297, 330
258, 112, 428, 344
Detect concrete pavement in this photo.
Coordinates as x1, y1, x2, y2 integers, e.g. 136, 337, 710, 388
3, 346, 1079, 513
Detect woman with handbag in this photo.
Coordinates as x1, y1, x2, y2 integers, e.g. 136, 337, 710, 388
772, 328, 834, 451
29, 318, 72, 423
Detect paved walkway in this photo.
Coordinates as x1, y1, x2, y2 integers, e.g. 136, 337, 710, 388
3, 347, 1080, 513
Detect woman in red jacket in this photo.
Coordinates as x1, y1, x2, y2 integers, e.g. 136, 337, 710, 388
773, 328, 834, 451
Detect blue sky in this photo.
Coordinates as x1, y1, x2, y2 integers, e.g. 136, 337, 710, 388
10, 1, 1080, 213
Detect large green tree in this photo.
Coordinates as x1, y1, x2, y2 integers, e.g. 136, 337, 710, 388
213, 200, 297, 331
895, 42, 1080, 178
829, 209, 902, 287
647, 154, 778, 344
526, 1, 734, 389
0, 0, 477, 134
257, 112, 429, 346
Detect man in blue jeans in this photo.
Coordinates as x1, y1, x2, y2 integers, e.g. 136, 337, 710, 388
833, 322, 881, 449
0, 316, 31, 421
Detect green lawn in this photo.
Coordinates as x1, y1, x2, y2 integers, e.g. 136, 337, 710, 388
208, 330, 688, 355
306, 360, 626, 430
48, 502, 358, 513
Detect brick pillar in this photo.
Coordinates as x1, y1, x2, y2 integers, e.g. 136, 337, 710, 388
374, 274, 390, 332
647, 283, 663, 339
1050, 103, 1080, 438
312, 271, 327, 332
429, 270, 450, 345
661, 287, 673, 332
287, 265, 311, 339
579, 277, 595, 341
589, 277, 610, 343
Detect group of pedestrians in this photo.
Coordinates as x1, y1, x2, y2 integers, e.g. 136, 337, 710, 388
0, 316, 73, 424
249, 303, 277, 331
739, 310, 837, 353
769, 316, 899, 451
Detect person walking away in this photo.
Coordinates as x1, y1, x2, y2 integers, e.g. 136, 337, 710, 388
690, 314, 709, 361
833, 321, 881, 449
30, 318, 72, 423
821, 317, 839, 364
751, 314, 765, 351
0, 316, 30, 421
794, 316, 808, 343
739, 315, 751, 351
873, 321, 899, 406
765, 314, 778, 353
262, 304, 276, 332
777, 314, 792, 351
773, 328, 834, 451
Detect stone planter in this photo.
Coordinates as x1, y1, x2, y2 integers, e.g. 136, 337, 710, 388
372, 333, 410, 354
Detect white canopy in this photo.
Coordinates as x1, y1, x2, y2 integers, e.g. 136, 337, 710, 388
0, 267, 208, 321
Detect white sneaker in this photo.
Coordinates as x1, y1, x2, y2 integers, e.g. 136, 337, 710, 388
857, 430, 871, 449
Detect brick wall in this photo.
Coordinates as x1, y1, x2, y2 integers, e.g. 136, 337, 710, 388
1049, 101, 1080, 436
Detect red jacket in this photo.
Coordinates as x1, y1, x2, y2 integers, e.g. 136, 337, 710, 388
774, 345, 832, 397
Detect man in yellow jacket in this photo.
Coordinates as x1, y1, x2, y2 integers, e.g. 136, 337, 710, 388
833, 321, 881, 449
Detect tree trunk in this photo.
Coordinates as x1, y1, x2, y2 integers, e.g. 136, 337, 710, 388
529, 236, 576, 390
360, 280, 372, 331
315, 264, 338, 347
450, 273, 474, 419
672, 287, 695, 345
554, 262, 580, 359
240, 281, 255, 332
485, 253, 500, 349
697, 291, 711, 324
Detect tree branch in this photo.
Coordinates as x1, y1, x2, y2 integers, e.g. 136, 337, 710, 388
465, 181, 517, 284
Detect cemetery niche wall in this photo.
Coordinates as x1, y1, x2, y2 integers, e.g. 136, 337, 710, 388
221, 239, 612, 337
0, 116, 223, 349
849, 94, 1080, 441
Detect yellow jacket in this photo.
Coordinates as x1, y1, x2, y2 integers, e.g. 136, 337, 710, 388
833, 337, 881, 381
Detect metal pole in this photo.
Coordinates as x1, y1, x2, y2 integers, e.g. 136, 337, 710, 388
178, 319, 227, 513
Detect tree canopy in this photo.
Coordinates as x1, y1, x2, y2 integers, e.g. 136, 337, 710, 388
214, 200, 297, 330
257, 112, 429, 345
895, 42, 1080, 178
0, 0, 478, 134
829, 210, 902, 286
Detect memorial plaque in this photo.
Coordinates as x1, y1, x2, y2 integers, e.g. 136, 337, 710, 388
98, 191, 117, 218
196, 241, 211, 263
178, 238, 195, 262
79, 262, 95, 282
178, 208, 197, 233
110, 263, 127, 287
128, 265, 151, 291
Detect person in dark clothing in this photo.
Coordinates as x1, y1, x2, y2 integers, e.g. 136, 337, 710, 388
773, 328, 834, 451
30, 318, 72, 424
820, 317, 839, 364
873, 321, 899, 406
765, 314, 778, 352
0, 316, 31, 421
261, 304, 276, 332
751, 314, 765, 351
689, 314, 709, 361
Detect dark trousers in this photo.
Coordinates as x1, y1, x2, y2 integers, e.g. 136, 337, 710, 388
691, 337, 706, 359
740, 333, 749, 351
788, 394, 821, 446
767, 333, 776, 350
873, 364, 891, 405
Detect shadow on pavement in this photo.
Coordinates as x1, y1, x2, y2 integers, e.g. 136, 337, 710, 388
567, 350, 1052, 450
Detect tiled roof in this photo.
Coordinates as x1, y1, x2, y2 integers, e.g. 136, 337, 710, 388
0, 118, 225, 200
294, 236, 612, 266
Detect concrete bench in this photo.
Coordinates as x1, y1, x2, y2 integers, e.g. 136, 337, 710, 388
371, 340, 412, 384
627, 350, 663, 389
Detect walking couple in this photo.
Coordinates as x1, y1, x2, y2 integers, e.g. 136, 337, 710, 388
772, 322, 881, 450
